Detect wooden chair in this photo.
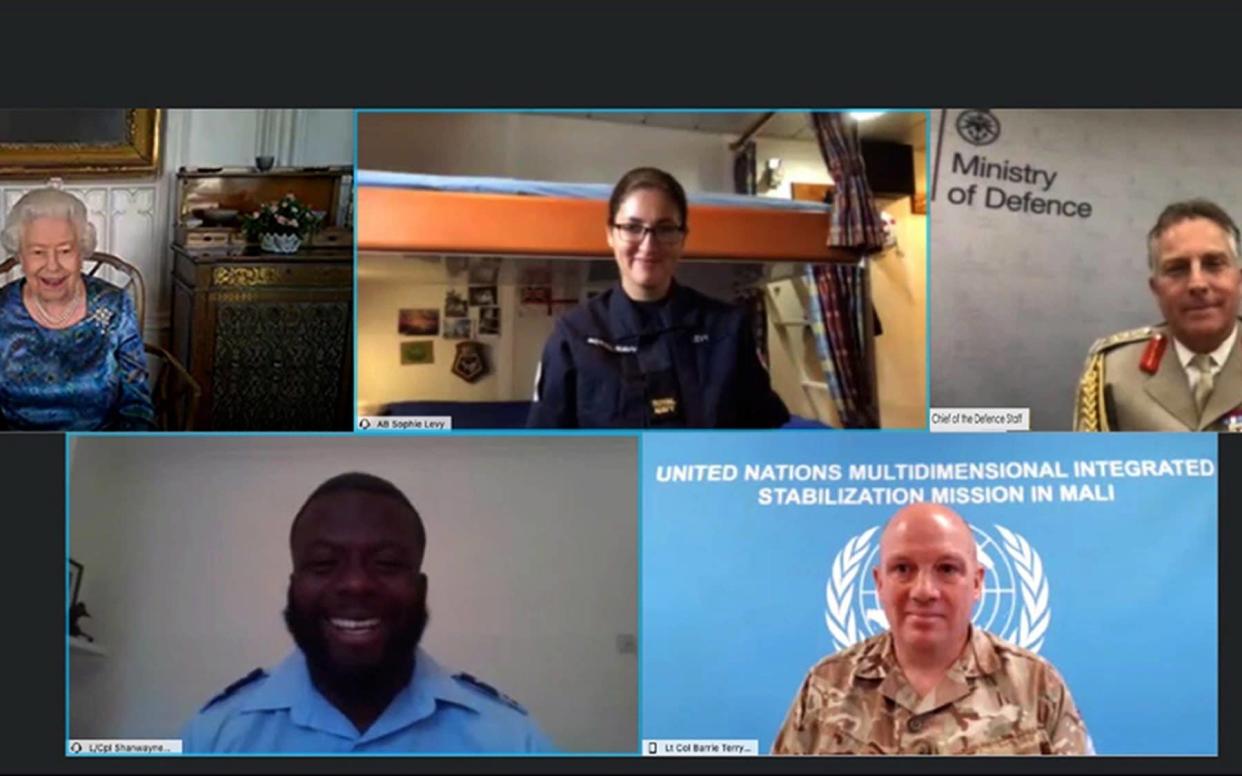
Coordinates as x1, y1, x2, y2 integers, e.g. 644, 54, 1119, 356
143, 341, 201, 431
1, 252, 201, 430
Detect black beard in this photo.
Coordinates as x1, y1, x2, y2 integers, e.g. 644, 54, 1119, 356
283, 587, 429, 698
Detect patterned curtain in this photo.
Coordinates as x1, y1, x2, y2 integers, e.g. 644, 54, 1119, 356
811, 112, 886, 252
805, 263, 877, 428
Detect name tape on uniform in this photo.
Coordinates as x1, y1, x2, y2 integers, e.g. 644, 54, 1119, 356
643, 739, 759, 757
357, 416, 453, 431
930, 408, 1030, 433
68, 740, 182, 755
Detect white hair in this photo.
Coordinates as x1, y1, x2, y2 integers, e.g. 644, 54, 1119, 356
0, 188, 97, 258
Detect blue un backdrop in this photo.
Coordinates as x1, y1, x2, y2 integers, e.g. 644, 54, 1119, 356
640, 432, 1217, 755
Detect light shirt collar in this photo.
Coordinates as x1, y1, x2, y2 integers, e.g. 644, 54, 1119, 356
1173, 323, 1237, 377
238, 647, 483, 742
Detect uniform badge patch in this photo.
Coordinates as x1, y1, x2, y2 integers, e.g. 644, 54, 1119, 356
1223, 407, 1242, 432
651, 397, 677, 417
451, 341, 490, 383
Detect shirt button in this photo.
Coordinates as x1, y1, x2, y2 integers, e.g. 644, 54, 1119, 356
907, 716, 924, 733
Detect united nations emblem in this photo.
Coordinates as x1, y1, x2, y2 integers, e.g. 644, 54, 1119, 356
824, 523, 1050, 653
956, 109, 1001, 146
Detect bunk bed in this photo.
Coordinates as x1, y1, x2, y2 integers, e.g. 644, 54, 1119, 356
357, 170, 875, 428
358, 171, 856, 262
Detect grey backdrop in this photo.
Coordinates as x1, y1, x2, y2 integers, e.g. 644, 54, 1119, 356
930, 109, 1242, 429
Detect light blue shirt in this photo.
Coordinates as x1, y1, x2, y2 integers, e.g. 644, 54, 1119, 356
180, 648, 556, 754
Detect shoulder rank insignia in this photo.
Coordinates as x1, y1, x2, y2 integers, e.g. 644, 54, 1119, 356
453, 672, 529, 715
201, 668, 267, 711
1086, 325, 1156, 357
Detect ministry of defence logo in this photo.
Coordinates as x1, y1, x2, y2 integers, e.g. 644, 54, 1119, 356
824, 524, 1050, 653
956, 109, 1001, 146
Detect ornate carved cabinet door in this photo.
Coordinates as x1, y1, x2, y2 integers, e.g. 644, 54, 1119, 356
172, 248, 353, 431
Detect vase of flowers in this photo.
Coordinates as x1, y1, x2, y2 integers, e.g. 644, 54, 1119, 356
241, 193, 323, 254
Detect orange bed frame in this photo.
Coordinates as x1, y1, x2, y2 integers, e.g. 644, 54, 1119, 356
358, 187, 860, 262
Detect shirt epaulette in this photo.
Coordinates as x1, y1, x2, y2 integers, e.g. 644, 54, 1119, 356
201, 668, 267, 712
1087, 326, 1157, 356
452, 672, 529, 715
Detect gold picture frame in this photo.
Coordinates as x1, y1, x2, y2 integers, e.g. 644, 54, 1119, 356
0, 109, 162, 178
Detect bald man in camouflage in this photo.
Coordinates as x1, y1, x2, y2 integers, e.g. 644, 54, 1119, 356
773, 503, 1091, 755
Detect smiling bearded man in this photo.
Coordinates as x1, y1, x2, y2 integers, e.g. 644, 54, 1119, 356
180, 472, 554, 753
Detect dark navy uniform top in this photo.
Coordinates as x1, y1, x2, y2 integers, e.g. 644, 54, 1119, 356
180, 648, 555, 753
527, 282, 790, 428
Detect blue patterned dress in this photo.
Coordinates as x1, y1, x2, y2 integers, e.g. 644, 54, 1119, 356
0, 276, 155, 430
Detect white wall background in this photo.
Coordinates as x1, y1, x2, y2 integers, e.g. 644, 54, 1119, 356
359, 113, 735, 190
69, 435, 638, 753
357, 113, 927, 427
875, 179, 928, 429
357, 253, 551, 409
0, 109, 353, 344
930, 109, 1242, 429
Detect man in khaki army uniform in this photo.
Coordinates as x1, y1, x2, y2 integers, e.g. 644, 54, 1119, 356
773, 503, 1090, 755
1075, 199, 1242, 431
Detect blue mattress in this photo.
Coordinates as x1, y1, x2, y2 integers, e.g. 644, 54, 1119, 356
357, 170, 831, 213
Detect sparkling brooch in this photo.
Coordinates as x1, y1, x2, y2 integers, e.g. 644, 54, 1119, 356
89, 306, 115, 331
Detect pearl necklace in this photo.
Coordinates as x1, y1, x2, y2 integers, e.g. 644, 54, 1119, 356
27, 280, 84, 328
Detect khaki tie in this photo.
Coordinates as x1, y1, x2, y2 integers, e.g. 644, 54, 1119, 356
1190, 353, 1215, 415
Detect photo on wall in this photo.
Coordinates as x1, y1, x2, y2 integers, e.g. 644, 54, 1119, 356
478, 307, 501, 336
399, 340, 434, 365
398, 308, 440, 336
468, 258, 500, 285
444, 290, 468, 317
443, 318, 472, 339
468, 285, 498, 307
521, 286, 551, 305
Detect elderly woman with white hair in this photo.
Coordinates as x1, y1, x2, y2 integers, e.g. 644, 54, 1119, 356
0, 187, 153, 430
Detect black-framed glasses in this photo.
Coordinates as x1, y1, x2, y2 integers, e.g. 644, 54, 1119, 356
611, 222, 686, 245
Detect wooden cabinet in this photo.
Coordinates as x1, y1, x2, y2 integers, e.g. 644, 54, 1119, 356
170, 168, 353, 430
170, 245, 352, 430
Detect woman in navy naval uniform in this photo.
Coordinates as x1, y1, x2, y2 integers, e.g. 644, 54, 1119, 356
527, 167, 790, 428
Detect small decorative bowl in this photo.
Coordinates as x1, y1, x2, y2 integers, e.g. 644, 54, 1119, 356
201, 208, 239, 225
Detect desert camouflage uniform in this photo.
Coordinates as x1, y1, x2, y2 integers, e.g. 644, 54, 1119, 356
772, 628, 1090, 755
